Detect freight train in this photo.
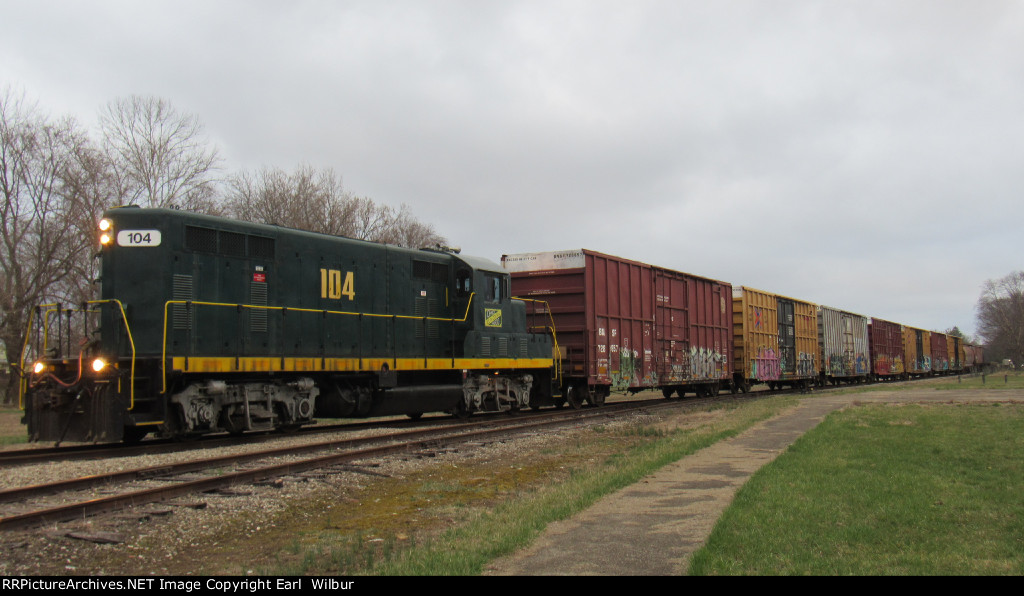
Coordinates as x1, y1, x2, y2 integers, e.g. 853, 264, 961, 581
17, 208, 981, 443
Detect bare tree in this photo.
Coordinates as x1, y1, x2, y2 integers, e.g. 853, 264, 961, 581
99, 95, 221, 212
975, 271, 1024, 365
227, 164, 355, 235
379, 203, 446, 249
226, 164, 446, 248
0, 89, 97, 403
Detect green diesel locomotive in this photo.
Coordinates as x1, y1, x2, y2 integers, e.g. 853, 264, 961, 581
20, 207, 557, 443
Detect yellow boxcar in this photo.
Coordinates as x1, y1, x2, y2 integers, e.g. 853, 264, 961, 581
732, 286, 818, 392
902, 325, 932, 377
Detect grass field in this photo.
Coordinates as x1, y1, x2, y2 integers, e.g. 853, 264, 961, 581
688, 398, 1024, 575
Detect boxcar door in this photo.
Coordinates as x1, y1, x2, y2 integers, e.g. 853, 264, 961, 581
778, 298, 796, 375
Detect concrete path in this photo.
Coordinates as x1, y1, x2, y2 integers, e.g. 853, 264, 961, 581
483, 388, 1015, 575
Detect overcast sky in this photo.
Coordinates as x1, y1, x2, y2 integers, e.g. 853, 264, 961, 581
3, 0, 1022, 338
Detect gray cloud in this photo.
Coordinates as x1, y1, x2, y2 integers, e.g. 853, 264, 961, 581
3, 0, 1022, 335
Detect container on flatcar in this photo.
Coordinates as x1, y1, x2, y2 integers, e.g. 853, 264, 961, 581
732, 286, 818, 392
902, 326, 932, 377
868, 317, 904, 380
817, 306, 870, 384
501, 249, 732, 405
930, 332, 950, 373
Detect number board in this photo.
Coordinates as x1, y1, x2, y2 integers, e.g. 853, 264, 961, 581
117, 230, 162, 247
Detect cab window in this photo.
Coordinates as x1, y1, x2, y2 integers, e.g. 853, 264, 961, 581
456, 270, 472, 297
485, 274, 504, 302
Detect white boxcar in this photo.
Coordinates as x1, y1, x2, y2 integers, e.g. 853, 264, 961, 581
817, 306, 870, 384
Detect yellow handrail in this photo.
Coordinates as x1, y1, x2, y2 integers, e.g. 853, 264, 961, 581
511, 297, 562, 387
17, 303, 56, 408
161, 294, 477, 393
18, 300, 136, 409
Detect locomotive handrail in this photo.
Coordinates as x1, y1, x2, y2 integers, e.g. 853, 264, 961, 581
40, 305, 103, 353
17, 303, 58, 408
511, 297, 563, 387
160, 294, 477, 394
18, 299, 136, 409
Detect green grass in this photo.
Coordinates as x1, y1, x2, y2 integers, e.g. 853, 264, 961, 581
261, 394, 798, 576
929, 370, 1024, 391
688, 402, 1024, 575
0, 408, 27, 445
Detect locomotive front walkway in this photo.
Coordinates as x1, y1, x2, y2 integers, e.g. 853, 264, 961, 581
482, 386, 1011, 576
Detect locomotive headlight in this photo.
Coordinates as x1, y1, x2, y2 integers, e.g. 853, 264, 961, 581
99, 219, 113, 246
91, 358, 108, 373
32, 361, 45, 374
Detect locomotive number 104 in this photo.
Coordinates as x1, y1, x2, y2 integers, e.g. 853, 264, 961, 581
320, 268, 356, 301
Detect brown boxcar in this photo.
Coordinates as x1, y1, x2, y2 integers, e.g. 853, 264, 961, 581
818, 306, 870, 384
732, 286, 818, 392
903, 326, 932, 377
964, 343, 984, 372
501, 249, 732, 406
651, 265, 733, 398
930, 332, 950, 373
868, 318, 904, 380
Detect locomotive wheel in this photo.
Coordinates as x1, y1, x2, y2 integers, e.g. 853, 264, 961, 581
565, 386, 584, 410
662, 387, 675, 399
451, 401, 473, 419
407, 412, 424, 420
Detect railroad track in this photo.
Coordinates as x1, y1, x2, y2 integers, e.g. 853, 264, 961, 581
0, 396, 716, 533
2, 378, 925, 535
0, 415, 447, 468
0, 375, 897, 469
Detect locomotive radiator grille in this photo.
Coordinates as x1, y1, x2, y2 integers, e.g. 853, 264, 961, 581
172, 274, 194, 330
250, 282, 268, 332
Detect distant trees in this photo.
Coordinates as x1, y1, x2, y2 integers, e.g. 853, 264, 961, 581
226, 164, 446, 248
975, 271, 1024, 366
0, 89, 99, 398
0, 89, 446, 403
943, 326, 976, 345
99, 96, 221, 212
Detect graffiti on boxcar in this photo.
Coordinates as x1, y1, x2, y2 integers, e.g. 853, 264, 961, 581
751, 346, 780, 381
611, 348, 638, 390
690, 347, 726, 380
827, 353, 850, 377
668, 363, 687, 383
874, 354, 905, 376
797, 352, 816, 377
826, 352, 870, 377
